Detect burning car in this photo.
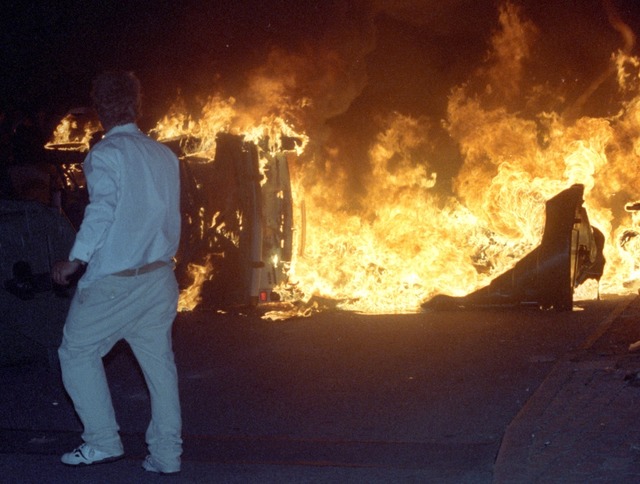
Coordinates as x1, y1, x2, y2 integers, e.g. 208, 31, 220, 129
166, 133, 297, 310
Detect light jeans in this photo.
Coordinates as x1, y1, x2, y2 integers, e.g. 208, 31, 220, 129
58, 265, 182, 471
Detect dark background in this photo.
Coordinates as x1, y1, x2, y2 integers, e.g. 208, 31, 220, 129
3, 1, 639, 114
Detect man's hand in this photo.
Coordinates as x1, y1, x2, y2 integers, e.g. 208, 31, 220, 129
52, 260, 84, 286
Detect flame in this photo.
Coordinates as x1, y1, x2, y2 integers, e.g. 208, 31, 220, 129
151, 95, 238, 158
151, 94, 309, 158
280, 2, 640, 313
177, 256, 214, 312
59, 163, 86, 190
52, 2, 640, 315
45, 113, 101, 152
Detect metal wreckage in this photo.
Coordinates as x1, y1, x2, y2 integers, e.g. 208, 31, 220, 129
423, 183, 605, 312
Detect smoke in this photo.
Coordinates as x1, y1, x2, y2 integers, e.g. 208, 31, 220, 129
563, 0, 637, 119
144, 0, 639, 208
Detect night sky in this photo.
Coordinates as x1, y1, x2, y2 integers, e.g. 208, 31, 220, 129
1, 0, 360, 119
3, 1, 638, 110
2, 0, 640, 184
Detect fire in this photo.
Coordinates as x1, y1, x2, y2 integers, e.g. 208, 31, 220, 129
150, 94, 309, 159
278, 2, 640, 313
45, 112, 101, 152
177, 256, 213, 312
51, 2, 640, 315
150, 96, 238, 158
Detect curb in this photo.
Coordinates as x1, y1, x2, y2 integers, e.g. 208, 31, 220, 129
493, 296, 638, 483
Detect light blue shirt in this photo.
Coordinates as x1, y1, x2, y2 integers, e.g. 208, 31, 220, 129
69, 123, 181, 289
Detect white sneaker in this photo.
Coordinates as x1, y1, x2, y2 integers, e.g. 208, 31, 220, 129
61, 443, 123, 466
142, 455, 180, 474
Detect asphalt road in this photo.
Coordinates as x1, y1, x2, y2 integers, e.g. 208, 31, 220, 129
0, 292, 631, 482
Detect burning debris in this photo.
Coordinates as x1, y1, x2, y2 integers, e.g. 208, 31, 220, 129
44, 108, 101, 153
423, 184, 604, 311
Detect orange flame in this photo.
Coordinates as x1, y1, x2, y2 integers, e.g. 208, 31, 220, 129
145, 3, 640, 314
45, 113, 100, 152
283, 3, 640, 312
177, 255, 214, 312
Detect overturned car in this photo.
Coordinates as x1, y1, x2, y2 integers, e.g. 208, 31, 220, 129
167, 133, 296, 310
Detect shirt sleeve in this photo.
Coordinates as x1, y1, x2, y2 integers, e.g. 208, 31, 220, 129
68, 146, 120, 263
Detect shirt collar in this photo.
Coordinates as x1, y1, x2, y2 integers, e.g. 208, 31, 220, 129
104, 123, 139, 138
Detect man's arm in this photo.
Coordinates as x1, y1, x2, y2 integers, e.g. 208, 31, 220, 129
52, 259, 86, 286
68, 146, 119, 263
54, 145, 119, 285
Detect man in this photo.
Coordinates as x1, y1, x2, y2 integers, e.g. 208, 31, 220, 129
52, 71, 182, 474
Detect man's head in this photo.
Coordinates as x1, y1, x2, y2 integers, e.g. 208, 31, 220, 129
91, 71, 141, 131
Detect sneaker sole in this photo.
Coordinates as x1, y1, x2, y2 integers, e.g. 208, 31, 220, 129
142, 458, 180, 475
62, 454, 124, 466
